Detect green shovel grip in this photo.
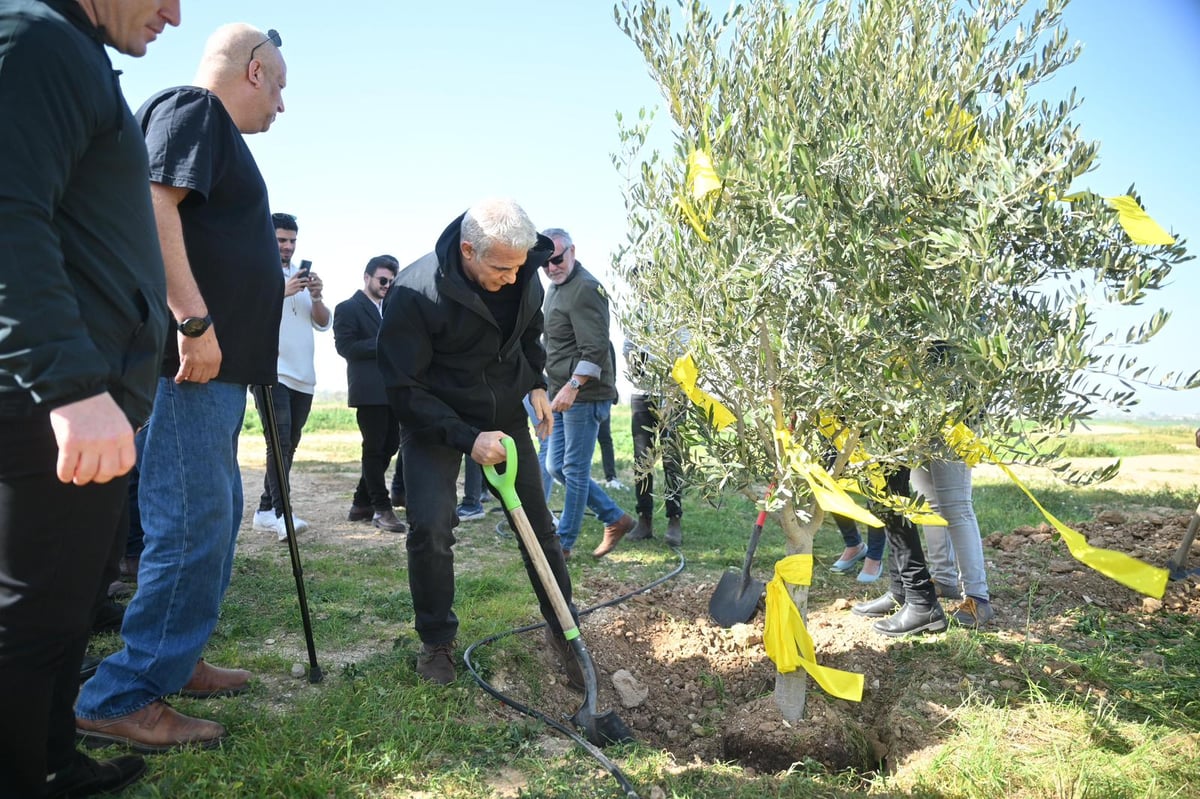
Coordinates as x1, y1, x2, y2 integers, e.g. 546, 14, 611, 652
482, 437, 522, 511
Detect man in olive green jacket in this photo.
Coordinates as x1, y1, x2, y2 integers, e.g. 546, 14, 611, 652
541, 228, 634, 558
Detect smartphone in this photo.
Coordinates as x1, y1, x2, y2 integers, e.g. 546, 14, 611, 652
296, 259, 312, 281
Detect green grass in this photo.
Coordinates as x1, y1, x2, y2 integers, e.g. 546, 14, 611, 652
91, 411, 1200, 797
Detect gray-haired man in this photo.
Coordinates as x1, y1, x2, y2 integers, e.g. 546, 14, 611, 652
377, 198, 582, 689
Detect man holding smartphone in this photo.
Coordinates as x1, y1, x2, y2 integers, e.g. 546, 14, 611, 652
250, 212, 330, 541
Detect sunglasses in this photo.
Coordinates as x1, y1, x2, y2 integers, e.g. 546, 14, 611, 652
249, 28, 282, 64
546, 252, 568, 266
376, 276, 392, 287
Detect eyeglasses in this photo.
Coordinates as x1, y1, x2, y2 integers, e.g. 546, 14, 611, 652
249, 28, 282, 64
376, 276, 392, 287
546, 252, 568, 266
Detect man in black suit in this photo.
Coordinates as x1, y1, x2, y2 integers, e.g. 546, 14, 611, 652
333, 256, 406, 532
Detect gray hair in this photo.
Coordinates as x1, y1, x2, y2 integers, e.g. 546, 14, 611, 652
462, 198, 537, 257
540, 228, 573, 248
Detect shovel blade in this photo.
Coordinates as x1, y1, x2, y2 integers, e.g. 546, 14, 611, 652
708, 569, 765, 627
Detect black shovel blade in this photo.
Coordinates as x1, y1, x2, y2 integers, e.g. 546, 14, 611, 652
708, 569, 766, 627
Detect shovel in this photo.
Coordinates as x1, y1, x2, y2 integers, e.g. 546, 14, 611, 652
708, 509, 768, 627
483, 436, 635, 747
1167, 495, 1200, 580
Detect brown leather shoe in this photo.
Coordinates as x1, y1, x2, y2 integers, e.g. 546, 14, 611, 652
544, 627, 584, 692
416, 641, 456, 685
179, 659, 251, 699
76, 700, 226, 753
373, 507, 406, 533
592, 513, 634, 558
347, 504, 373, 522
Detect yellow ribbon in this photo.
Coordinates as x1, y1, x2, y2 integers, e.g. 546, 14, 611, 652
764, 554, 864, 701
774, 428, 884, 527
1054, 191, 1175, 246
670, 354, 736, 430
815, 414, 947, 526
677, 149, 722, 241
925, 104, 981, 152
943, 423, 1168, 598
1105, 195, 1176, 246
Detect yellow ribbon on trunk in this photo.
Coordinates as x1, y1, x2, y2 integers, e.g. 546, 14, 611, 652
764, 554, 864, 702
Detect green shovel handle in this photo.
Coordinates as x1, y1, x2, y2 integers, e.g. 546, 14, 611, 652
482, 437, 521, 511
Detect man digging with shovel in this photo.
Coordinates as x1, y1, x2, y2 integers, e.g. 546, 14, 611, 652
377, 198, 583, 689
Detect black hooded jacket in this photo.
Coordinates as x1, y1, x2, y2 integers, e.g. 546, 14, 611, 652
378, 214, 553, 454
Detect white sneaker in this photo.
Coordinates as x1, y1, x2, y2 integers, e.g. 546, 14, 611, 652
605, 478, 626, 491
258, 511, 309, 539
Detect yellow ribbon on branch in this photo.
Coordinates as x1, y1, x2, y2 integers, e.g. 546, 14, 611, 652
1055, 191, 1176, 246
670, 353, 736, 430
943, 423, 1168, 598
774, 427, 884, 527
764, 554, 864, 702
815, 414, 947, 527
676, 149, 723, 241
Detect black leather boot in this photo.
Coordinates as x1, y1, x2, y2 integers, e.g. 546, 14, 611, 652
872, 602, 947, 637
851, 593, 902, 618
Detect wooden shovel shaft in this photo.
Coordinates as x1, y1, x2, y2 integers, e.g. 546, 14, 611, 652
506, 503, 579, 638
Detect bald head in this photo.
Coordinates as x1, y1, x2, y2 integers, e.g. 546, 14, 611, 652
193, 23, 287, 135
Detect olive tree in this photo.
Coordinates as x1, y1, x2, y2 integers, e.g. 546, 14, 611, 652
612, 0, 1193, 720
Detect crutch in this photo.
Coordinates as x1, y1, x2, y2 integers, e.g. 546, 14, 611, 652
259, 385, 323, 683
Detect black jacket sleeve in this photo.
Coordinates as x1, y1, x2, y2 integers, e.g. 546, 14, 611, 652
0, 18, 111, 409
378, 286, 480, 455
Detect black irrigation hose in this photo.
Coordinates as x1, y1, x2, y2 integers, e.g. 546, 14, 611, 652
463, 546, 687, 799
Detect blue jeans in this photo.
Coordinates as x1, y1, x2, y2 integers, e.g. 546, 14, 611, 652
834, 515, 886, 561
77, 379, 247, 719
523, 395, 553, 504
547, 400, 624, 552
912, 458, 989, 601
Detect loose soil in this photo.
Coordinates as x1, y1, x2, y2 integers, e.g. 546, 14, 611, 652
233, 459, 1200, 780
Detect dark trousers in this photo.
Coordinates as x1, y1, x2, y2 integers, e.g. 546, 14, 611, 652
631, 394, 684, 519
881, 468, 938, 608
252, 384, 313, 515
401, 423, 575, 644
596, 411, 616, 481
352, 404, 400, 511
0, 416, 127, 796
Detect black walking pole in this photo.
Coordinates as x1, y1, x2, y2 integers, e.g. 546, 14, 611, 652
259, 385, 323, 684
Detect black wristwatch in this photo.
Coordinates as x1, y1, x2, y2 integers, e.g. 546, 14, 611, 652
178, 315, 212, 338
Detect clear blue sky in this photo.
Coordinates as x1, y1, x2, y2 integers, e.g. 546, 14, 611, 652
110, 0, 1199, 416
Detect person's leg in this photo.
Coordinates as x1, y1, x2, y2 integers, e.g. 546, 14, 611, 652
879, 468, 937, 609
0, 417, 127, 796
537, 429, 554, 504
579, 402, 625, 527
910, 463, 959, 591
928, 459, 989, 602
660, 403, 685, 520
631, 394, 655, 519
356, 405, 391, 512
251, 385, 291, 515
401, 432, 462, 645
597, 412, 617, 482
461, 458, 483, 511
500, 424, 578, 636
284, 388, 314, 502
77, 379, 247, 720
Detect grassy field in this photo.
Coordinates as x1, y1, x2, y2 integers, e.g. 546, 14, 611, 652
90, 406, 1200, 798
